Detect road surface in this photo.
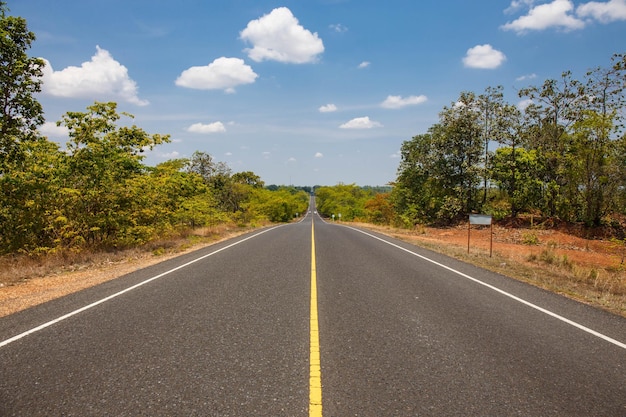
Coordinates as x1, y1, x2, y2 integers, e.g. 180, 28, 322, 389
1, 204, 625, 416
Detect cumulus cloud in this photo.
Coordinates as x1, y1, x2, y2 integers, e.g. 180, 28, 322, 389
339, 116, 383, 129
315, 152, 324, 158
240, 7, 324, 64
463, 44, 507, 69
39, 121, 69, 139
40, 46, 148, 106
577, 0, 626, 23
381, 95, 428, 109
187, 121, 226, 134
358, 61, 371, 69
319, 103, 338, 113
501, 0, 585, 32
175, 57, 257, 92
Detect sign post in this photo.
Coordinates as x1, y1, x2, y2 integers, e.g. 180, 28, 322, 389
468, 214, 493, 257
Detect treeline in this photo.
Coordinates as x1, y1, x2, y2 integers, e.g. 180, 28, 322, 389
0, 101, 309, 254
392, 54, 626, 227
315, 184, 393, 224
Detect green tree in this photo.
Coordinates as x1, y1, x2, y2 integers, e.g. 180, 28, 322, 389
0, 2, 44, 173
58, 102, 170, 247
519, 71, 585, 217
391, 131, 436, 226
0, 138, 65, 253
490, 147, 543, 216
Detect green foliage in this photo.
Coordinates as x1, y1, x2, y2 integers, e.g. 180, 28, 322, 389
315, 184, 373, 221
0, 2, 45, 173
247, 187, 309, 223
393, 53, 626, 227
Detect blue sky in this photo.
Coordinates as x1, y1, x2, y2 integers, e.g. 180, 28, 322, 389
11, 0, 626, 186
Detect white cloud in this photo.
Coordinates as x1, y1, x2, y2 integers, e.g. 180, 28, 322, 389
315, 152, 324, 158
518, 98, 534, 110
339, 116, 383, 129
358, 61, 371, 69
463, 44, 507, 69
505, 0, 536, 14
577, 0, 626, 23
329, 23, 348, 33
175, 57, 258, 92
41, 46, 148, 106
39, 121, 69, 139
319, 103, 338, 113
240, 7, 324, 64
187, 121, 226, 134
501, 0, 585, 32
262, 151, 271, 159
381, 95, 428, 109
158, 151, 180, 159
516, 73, 537, 81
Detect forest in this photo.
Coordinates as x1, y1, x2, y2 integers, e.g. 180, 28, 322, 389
2, 5, 626, 258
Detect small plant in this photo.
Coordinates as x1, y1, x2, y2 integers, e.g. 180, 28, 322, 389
539, 248, 557, 264
522, 232, 540, 245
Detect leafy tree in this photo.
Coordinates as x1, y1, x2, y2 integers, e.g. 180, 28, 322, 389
232, 171, 264, 188
364, 193, 394, 225
391, 131, 436, 225
518, 71, 585, 217
315, 184, 372, 221
489, 147, 543, 216
436, 92, 484, 216
58, 102, 169, 247
0, 138, 65, 253
0, 2, 44, 173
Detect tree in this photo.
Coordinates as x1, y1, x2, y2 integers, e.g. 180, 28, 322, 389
0, 138, 66, 253
232, 171, 264, 188
0, 2, 44, 173
518, 71, 585, 217
435, 92, 484, 218
477, 86, 505, 204
490, 147, 543, 217
58, 102, 170, 247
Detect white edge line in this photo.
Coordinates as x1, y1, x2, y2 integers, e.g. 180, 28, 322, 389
0, 226, 283, 349
343, 225, 626, 351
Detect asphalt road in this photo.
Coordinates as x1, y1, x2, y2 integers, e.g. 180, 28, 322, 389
1, 204, 625, 416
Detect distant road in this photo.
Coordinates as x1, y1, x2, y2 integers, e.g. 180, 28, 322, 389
1, 204, 625, 416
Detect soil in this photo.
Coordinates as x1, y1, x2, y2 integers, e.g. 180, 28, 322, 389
1, 222, 625, 318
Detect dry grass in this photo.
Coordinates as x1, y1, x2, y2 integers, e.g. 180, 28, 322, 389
0, 223, 263, 317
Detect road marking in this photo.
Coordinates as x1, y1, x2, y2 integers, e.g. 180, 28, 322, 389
310, 218, 323, 417
0, 226, 283, 349
345, 226, 626, 351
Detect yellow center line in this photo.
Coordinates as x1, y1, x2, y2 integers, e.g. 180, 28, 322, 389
310, 218, 323, 416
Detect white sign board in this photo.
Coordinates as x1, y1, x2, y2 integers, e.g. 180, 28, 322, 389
469, 214, 492, 225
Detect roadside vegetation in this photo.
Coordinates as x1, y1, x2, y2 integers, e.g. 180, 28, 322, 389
0, 4, 624, 316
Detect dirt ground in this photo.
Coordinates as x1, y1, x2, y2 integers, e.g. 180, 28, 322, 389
416, 223, 625, 270
1, 222, 625, 318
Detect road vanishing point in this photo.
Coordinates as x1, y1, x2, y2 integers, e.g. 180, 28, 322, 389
1, 199, 625, 416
